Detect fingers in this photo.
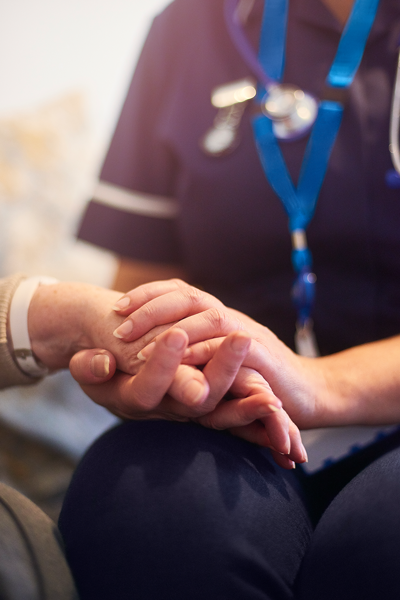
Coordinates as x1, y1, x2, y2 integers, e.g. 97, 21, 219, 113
228, 418, 306, 470
69, 349, 116, 384
150, 332, 254, 414
121, 328, 189, 412
200, 332, 252, 410
285, 419, 307, 463
260, 409, 291, 456
112, 287, 226, 342
196, 393, 281, 430
74, 329, 191, 420
135, 309, 244, 355
165, 364, 210, 409
113, 279, 190, 313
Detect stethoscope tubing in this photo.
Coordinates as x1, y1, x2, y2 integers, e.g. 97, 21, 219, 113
390, 48, 400, 175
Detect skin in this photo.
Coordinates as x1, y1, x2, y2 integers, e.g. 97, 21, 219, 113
112, 278, 400, 432
55, 0, 357, 466
26, 281, 306, 468
320, 0, 354, 26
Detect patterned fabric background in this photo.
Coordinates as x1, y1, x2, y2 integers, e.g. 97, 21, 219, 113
0, 92, 119, 457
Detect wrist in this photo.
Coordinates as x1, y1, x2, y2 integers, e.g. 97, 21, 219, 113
9, 276, 58, 377
29, 282, 123, 370
305, 353, 367, 428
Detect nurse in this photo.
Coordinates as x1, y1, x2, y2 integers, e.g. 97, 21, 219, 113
62, 0, 400, 599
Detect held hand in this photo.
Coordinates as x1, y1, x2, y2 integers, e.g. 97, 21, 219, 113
28, 279, 308, 464
29, 282, 283, 430
117, 281, 307, 466
69, 329, 287, 445
69, 328, 199, 421
135, 336, 305, 468
112, 279, 327, 430
194, 365, 307, 469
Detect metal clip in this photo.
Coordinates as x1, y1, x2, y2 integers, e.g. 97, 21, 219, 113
200, 78, 256, 157
295, 319, 319, 358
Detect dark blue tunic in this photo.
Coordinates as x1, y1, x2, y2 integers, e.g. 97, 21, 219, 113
78, 0, 400, 356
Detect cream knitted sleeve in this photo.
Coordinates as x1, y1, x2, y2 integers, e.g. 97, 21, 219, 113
0, 274, 41, 389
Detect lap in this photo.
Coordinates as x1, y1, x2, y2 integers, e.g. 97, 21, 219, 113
296, 445, 400, 600
59, 420, 312, 600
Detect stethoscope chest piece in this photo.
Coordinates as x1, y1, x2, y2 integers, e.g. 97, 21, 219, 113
262, 84, 318, 140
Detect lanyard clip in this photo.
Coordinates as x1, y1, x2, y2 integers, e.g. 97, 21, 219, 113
295, 319, 319, 358
290, 228, 317, 336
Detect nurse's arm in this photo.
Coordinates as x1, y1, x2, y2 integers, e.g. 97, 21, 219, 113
113, 257, 187, 293
112, 279, 400, 430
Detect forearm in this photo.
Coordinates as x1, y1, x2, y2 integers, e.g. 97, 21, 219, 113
227, 308, 400, 428
104, 278, 400, 430
228, 316, 400, 428
314, 336, 400, 427
113, 258, 187, 293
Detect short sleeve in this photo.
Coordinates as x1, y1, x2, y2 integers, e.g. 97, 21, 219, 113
77, 9, 183, 263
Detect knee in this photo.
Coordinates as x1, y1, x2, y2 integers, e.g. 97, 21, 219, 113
59, 421, 309, 599
296, 447, 400, 600
60, 420, 290, 544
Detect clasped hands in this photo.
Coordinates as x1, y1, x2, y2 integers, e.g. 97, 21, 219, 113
31, 279, 322, 470
106, 280, 328, 468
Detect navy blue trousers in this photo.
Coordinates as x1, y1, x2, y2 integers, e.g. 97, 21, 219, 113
59, 421, 400, 600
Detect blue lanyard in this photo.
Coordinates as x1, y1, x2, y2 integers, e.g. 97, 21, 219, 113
249, 0, 381, 342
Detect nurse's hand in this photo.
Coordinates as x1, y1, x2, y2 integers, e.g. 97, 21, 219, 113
69, 327, 304, 468
110, 281, 310, 465
28, 280, 297, 461
110, 279, 329, 431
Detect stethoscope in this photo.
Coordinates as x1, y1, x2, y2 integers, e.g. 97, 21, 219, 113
388, 46, 400, 182
201, 0, 398, 356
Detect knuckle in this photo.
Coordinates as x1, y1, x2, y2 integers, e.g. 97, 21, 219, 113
206, 308, 233, 333
202, 339, 215, 357
182, 285, 205, 309
206, 308, 244, 334
198, 413, 221, 430
141, 286, 156, 303
140, 301, 158, 322
221, 362, 241, 379
169, 278, 188, 288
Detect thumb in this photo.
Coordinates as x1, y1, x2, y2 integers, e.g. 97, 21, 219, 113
69, 349, 117, 385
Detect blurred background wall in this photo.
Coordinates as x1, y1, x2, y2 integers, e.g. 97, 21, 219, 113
0, 0, 172, 459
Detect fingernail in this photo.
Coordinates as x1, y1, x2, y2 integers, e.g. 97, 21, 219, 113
259, 404, 281, 417
184, 380, 205, 404
165, 330, 186, 351
137, 342, 156, 361
113, 320, 133, 339
302, 446, 309, 463
112, 296, 130, 311
90, 354, 110, 378
291, 462, 296, 469
230, 335, 250, 353
282, 438, 291, 456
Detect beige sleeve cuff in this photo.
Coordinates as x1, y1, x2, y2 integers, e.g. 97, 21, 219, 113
0, 273, 42, 390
